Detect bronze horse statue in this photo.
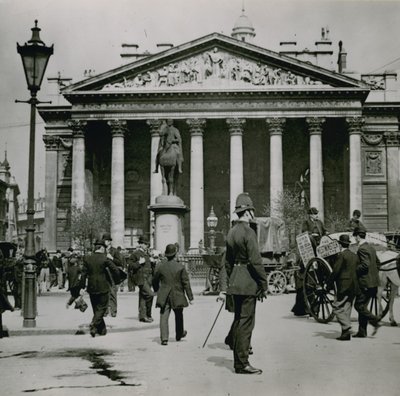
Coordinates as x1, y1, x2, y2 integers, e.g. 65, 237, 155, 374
159, 144, 180, 196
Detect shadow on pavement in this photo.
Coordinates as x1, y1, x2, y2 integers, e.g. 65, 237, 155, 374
312, 330, 339, 340
207, 355, 233, 373
206, 342, 229, 351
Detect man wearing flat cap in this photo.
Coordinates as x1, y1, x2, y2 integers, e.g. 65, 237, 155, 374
352, 225, 381, 337
128, 236, 154, 322
302, 207, 328, 252
328, 234, 360, 340
81, 239, 120, 337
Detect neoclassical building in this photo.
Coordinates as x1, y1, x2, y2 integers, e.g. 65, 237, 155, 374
38, 12, 400, 252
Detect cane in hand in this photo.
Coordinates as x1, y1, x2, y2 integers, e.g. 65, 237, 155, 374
202, 297, 225, 348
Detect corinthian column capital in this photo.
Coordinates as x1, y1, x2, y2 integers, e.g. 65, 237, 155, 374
43, 135, 60, 151
226, 118, 246, 135
147, 119, 163, 136
306, 117, 325, 135
346, 117, 365, 135
187, 118, 206, 136
108, 120, 128, 137
67, 120, 87, 138
266, 118, 286, 135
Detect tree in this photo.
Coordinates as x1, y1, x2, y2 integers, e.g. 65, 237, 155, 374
70, 199, 110, 253
262, 188, 306, 252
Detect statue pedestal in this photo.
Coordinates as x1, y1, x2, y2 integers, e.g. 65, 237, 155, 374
149, 195, 189, 253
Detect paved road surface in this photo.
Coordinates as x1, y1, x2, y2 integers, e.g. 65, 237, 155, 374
1, 291, 399, 396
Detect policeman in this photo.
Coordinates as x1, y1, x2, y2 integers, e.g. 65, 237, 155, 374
220, 193, 268, 375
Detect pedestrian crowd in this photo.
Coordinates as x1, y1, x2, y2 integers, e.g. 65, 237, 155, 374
0, 194, 391, 375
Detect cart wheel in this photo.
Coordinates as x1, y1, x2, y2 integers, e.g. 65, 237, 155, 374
368, 279, 392, 319
267, 270, 287, 295
303, 257, 336, 323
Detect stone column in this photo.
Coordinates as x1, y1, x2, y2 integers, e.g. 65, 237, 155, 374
69, 120, 87, 209
187, 118, 206, 250
306, 117, 325, 220
227, 118, 245, 218
384, 131, 400, 228
147, 119, 163, 247
43, 135, 59, 252
266, 118, 285, 218
347, 117, 364, 219
108, 120, 127, 248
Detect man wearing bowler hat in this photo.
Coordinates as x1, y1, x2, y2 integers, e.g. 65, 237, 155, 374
102, 233, 123, 317
153, 243, 193, 345
81, 239, 119, 337
128, 236, 154, 322
353, 225, 381, 337
221, 192, 268, 375
328, 234, 360, 340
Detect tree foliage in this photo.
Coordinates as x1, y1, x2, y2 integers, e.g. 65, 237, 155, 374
263, 188, 306, 251
70, 199, 110, 253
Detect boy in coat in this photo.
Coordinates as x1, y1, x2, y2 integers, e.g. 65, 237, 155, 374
152, 244, 193, 346
328, 234, 360, 340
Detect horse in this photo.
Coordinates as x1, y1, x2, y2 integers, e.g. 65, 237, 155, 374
159, 144, 180, 196
376, 249, 400, 326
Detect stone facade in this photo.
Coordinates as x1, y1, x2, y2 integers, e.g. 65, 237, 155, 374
38, 31, 400, 252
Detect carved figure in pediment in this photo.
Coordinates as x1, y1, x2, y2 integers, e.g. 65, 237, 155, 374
190, 59, 201, 82
167, 64, 178, 86
207, 47, 224, 78
252, 62, 264, 85
286, 71, 297, 85
231, 59, 242, 81
179, 60, 191, 84
158, 66, 168, 86
142, 71, 153, 86
133, 73, 144, 87
241, 62, 252, 83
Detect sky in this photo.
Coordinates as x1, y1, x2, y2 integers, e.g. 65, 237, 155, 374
0, 0, 400, 200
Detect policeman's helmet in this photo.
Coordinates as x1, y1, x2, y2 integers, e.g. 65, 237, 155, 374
234, 192, 255, 214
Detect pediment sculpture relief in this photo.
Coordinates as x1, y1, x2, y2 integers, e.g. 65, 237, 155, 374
102, 48, 324, 91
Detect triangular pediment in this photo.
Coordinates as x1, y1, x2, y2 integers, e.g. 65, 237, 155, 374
63, 33, 368, 95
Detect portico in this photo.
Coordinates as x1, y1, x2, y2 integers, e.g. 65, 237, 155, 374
39, 33, 374, 251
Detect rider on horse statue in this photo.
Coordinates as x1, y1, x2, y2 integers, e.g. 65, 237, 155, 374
154, 119, 183, 174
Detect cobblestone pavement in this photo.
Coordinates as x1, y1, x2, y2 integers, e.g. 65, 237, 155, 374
1, 290, 400, 396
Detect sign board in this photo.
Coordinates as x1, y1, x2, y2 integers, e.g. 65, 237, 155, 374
316, 238, 341, 258
296, 232, 315, 264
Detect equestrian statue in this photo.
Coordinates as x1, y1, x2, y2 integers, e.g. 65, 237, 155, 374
154, 120, 183, 196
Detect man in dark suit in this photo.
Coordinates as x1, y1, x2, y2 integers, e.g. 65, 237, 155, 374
328, 234, 360, 341
353, 226, 381, 337
81, 239, 119, 337
128, 236, 154, 322
301, 207, 327, 251
152, 244, 193, 346
222, 193, 268, 375
102, 233, 123, 317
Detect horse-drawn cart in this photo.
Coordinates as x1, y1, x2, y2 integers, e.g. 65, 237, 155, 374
251, 217, 298, 295
298, 231, 398, 323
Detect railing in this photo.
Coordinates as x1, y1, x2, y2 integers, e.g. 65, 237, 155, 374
181, 253, 207, 288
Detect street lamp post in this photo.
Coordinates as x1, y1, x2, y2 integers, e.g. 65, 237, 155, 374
206, 206, 218, 253
16, 20, 53, 328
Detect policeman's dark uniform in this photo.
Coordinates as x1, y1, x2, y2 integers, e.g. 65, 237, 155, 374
224, 193, 268, 374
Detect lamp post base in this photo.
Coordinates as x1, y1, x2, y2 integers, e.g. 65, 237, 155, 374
22, 319, 36, 328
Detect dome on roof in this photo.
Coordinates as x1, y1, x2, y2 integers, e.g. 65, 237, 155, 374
234, 13, 254, 30
231, 8, 256, 42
